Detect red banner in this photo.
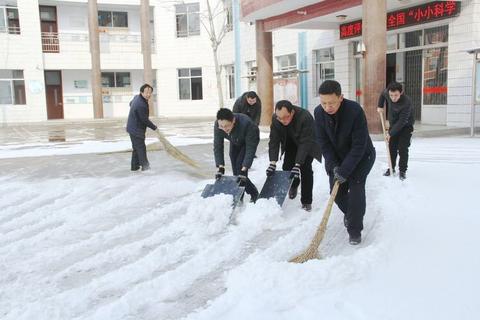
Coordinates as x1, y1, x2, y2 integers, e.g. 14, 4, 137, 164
340, 1, 461, 39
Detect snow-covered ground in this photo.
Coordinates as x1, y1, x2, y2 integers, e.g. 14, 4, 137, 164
1, 136, 479, 320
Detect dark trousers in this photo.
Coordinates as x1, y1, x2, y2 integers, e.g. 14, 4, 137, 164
229, 144, 259, 197
129, 134, 149, 170
389, 126, 413, 173
282, 140, 314, 205
329, 151, 375, 236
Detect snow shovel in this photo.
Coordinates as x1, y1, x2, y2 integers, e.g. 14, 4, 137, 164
379, 111, 394, 176
289, 180, 340, 263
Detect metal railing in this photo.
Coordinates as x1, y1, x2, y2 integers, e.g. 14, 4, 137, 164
0, 26, 21, 34
41, 32, 155, 53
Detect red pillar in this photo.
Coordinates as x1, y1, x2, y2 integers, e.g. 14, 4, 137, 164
362, 0, 386, 133
255, 20, 273, 126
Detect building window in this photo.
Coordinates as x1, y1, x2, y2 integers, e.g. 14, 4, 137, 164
276, 54, 297, 71
423, 47, 448, 105
0, 6, 20, 34
223, 0, 233, 32
0, 70, 26, 105
246, 60, 257, 91
313, 48, 335, 96
98, 11, 128, 28
224, 64, 235, 99
101, 72, 131, 87
175, 3, 200, 38
178, 68, 203, 100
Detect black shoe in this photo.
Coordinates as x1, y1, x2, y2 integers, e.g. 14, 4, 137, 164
288, 186, 298, 199
383, 168, 395, 176
399, 171, 406, 180
141, 164, 151, 171
301, 203, 312, 212
250, 192, 258, 203
349, 233, 362, 245
131, 166, 140, 171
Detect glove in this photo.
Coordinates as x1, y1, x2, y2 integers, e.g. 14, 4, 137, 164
290, 164, 301, 181
237, 169, 248, 187
333, 166, 347, 184
266, 163, 276, 177
215, 167, 225, 180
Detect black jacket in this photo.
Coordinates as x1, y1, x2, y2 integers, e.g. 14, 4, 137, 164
314, 98, 375, 180
269, 106, 322, 165
214, 113, 260, 169
378, 90, 415, 136
232, 92, 261, 125
126, 94, 157, 139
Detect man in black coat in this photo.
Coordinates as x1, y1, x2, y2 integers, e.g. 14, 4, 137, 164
377, 81, 415, 180
267, 100, 322, 211
126, 84, 158, 171
314, 80, 376, 245
214, 108, 260, 202
232, 91, 261, 125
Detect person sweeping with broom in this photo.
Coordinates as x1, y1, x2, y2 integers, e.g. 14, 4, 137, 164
314, 80, 376, 245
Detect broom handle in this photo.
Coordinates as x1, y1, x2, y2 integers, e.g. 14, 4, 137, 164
379, 112, 394, 174
309, 180, 340, 249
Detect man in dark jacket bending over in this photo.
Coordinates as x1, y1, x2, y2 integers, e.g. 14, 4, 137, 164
214, 108, 260, 202
267, 100, 322, 212
232, 91, 261, 125
126, 84, 158, 171
314, 80, 376, 245
377, 81, 415, 180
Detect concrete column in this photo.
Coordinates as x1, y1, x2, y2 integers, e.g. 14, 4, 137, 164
255, 20, 273, 126
362, 0, 386, 133
140, 0, 155, 115
88, 0, 103, 118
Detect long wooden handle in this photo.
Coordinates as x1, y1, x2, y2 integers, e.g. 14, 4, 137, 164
379, 113, 394, 174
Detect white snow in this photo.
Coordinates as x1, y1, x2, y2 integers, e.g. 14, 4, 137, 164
1, 136, 479, 320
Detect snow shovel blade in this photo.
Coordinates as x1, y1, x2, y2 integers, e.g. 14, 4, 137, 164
201, 175, 245, 207
258, 171, 293, 206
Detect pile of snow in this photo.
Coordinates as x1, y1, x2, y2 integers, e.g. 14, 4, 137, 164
0, 137, 479, 319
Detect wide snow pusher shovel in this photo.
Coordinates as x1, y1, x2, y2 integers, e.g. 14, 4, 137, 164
289, 181, 340, 263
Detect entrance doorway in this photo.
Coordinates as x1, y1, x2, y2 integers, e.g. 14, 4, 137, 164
385, 50, 423, 121
44, 71, 64, 120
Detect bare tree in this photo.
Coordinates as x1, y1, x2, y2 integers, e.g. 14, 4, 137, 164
200, 0, 232, 108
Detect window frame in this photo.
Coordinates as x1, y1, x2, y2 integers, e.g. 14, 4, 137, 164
175, 3, 200, 38
0, 70, 26, 105
224, 64, 235, 99
177, 67, 203, 100
312, 48, 335, 97
98, 10, 128, 28
0, 6, 21, 34
100, 71, 131, 88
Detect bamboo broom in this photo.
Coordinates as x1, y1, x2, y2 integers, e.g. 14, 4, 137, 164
155, 129, 201, 169
289, 181, 340, 263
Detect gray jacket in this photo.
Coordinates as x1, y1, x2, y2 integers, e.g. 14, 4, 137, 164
214, 113, 260, 168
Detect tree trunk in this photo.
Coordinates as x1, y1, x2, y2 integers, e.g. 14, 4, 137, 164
212, 47, 224, 108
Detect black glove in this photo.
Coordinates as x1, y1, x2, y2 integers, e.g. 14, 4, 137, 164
215, 167, 225, 180
237, 169, 248, 187
290, 164, 301, 181
266, 163, 276, 177
333, 166, 347, 184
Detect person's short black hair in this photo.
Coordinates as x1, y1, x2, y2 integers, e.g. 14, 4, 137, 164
217, 108, 234, 121
387, 81, 403, 93
246, 91, 257, 99
140, 84, 153, 93
275, 100, 294, 112
318, 80, 342, 96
